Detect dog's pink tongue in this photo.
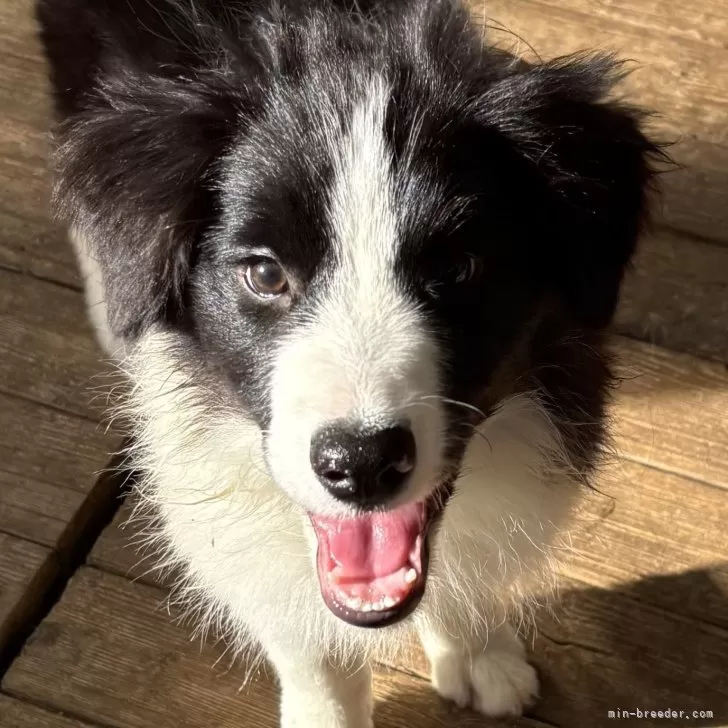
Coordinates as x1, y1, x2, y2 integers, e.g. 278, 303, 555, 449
311, 503, 425, 580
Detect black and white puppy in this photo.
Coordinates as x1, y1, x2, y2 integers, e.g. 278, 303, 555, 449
37, 0, 660, 725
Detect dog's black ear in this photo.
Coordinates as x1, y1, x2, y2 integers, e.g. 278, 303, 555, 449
478, 55, 665, 328
37, 0, 250, 339
52, 70, 241, 339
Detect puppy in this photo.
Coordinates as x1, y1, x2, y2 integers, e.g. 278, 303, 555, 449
37, 0, 660, 725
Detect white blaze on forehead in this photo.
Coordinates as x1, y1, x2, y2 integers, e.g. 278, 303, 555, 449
314, 75, 433, 424
328, 76, 399, 309
267, 77, 444, 514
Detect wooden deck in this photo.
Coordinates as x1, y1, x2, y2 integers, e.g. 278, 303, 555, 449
0, 0, 727, 726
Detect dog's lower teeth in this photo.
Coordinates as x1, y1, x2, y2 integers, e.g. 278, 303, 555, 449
405, 568, 417, 584
337, 589, 409, 615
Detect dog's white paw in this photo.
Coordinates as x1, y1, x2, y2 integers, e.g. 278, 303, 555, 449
469, 648, 539, 717
430, 639, 538, 717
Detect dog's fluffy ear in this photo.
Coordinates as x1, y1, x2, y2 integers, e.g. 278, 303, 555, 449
477, 55, 665, 329
53, 70, 240, 339
37, 0, 248, 340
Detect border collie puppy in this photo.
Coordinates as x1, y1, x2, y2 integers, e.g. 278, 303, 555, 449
37, 0, 660, 725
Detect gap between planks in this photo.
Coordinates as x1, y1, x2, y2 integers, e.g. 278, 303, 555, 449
0, 452, 131, 679
0, 693, 112, 728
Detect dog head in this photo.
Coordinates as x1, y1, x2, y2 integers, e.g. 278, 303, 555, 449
42, 0, 660, 626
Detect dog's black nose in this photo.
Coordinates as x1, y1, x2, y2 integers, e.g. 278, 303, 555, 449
310, 423, 416, 507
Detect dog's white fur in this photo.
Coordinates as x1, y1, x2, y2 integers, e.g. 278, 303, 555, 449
69, 226, 125, 358
98, 322, 579, 726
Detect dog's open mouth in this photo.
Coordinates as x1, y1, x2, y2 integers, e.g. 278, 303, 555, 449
309, 485, 452, 627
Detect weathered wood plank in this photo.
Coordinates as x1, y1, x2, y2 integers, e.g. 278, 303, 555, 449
568, 459, 728, 630
2, 568, 547, 728
0, 0, 46, 61
0, 391, 121, 607
0, 52, 49, 133
477, 0, 728, 245
389, 572, 728, 726
0, 694, 102, 728
87, 462, 728, 724
0, 533, 58, 662
0, 457, 128, 680
0, 392, 111, 495
0, 269, 111, 421
611, 338, 728, 489
0, 1, 80, 288
488, 0, 728, 51
478, 0, 728, 142
0, 471, 86, 548
6, 565, 726, 727
616, 230, 728, 364
84, 521, 728, 725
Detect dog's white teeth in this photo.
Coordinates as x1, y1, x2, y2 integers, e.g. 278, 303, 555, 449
405, 568, 418, 584
347, 596, 399, 613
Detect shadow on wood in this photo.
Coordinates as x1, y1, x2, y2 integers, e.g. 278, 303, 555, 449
529, 568, 728, 727
3, 564, 727, 728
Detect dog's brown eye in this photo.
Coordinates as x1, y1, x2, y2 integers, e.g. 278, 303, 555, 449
243, 259, 289, 299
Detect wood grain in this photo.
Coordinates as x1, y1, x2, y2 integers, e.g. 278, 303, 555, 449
568, 459, 728, 630
0, 386, 118, 638
14, 481, 728, 719
0, 269, 112, 421
487, 0, 728, 51
611, 337, 728, 489
616, 230, 728, 364
0, 392, 112, 495
2, 568, 547, 728
0, 694, 102, 728
0, 0, 80, 289
0, 470, 86, 548
0, 0, 46, 61
387, 573, 728, 727
5, 565, 726, 728
0, 270, 112, 421
0, 533, 58, 662
475, 0, 728, 245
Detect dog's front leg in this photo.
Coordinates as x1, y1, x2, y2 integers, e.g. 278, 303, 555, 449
418, 620, 538, 718
267, 647, 374, 728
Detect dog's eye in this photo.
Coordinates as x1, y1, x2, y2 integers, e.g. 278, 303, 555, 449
452, 255, 482, 285
242, 258, 289, 299
424, 255, 483, 299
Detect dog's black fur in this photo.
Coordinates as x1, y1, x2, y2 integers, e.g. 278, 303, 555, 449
38, 0, 663, 464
